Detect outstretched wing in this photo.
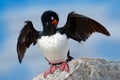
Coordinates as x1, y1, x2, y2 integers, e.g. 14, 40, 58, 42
62, 12, 110, 42
17, 21, 40, 63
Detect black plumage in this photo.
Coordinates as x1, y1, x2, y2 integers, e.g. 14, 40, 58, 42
17, 21, 39, 63
17, 10, 110, 63
60, 12, 110, 42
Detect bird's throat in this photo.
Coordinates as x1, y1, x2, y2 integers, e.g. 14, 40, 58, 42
42, 25, 57, 36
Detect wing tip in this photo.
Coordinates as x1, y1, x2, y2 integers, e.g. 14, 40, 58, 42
69, 11, 75, 16
106, 33, 111, 37
102, 29, 111, 37
25, 20, 32, 24
70, 11, 75, 13
18, 55, 23, 64
17, 46, 23, 64
18, 59, 22, 64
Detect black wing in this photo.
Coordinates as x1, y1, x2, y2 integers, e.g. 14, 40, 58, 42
17, 21, 40, 63
62, 12, 110, 42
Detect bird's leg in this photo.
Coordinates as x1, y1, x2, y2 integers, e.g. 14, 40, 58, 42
44, 64, 58, 78
59, 61, 69, 72
49, 64, 58, 74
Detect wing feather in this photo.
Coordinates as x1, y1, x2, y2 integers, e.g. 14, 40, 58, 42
63, 12, 110, 42
17, 21, 39, 63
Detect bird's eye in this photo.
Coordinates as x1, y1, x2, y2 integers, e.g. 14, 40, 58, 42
51, 16, 54, 20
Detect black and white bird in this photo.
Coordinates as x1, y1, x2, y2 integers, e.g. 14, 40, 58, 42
17, 10, 110, 78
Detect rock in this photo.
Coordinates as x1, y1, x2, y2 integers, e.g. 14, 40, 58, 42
33, 58, 120, 80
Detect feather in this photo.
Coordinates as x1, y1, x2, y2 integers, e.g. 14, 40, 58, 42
61, 12, 110, 42
17, 21, 39, 63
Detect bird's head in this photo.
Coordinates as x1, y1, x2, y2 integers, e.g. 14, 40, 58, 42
41, 10, 59, 27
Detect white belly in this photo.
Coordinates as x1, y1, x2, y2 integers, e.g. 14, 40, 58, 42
37, 32, 69, 64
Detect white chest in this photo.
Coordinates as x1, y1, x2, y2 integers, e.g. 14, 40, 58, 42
37, 32, 69, 63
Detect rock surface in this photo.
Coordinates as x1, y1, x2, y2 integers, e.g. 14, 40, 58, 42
33, 58, 120, 80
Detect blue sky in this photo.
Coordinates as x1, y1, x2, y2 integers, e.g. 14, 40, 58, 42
0, 0, 120, 80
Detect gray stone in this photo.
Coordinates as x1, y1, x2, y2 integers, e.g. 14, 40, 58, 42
33, 58, 120, 80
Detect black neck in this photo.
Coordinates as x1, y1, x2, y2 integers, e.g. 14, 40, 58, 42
42, 24, 57, 36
